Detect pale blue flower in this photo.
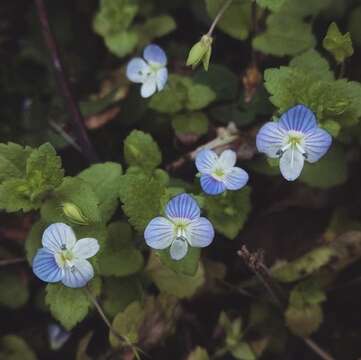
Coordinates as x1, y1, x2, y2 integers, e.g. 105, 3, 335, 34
144, 193, 214, 261
48, 324, 70, 350
195, 149, 249, 195
126, 44, 168, 98
32, 223, 99, 288
256, 104, 332, 181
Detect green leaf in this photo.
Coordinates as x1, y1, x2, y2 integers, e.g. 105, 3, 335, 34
157, 247, 201, 276
45, 277, 102, 330
323, 22, 353, 63
187, 346, 210, 360
289, 279, 326, 308
186, 83, 216, 111
147, 252, 205, 298
205, 0, 252, 40
78, 162, 123, 222
0, 271, 29, 309
299, 145, 347, 189
348, 5, 361, 48
0, 179, 35, 212
98, 221, 143, 277
102, 276, 143, 318
110, 301, 145, 347
0, 335, 37, 360
285, 303, 323, 337
25, 220, 46, 264
172, 112, 208, 136
230, 342, 256, 360
119, 168, 166, 232
322, 120, 341, 137
104, 31, 138, 57
256, 0, 286, 11
123, 130, 162, 172
204, 187, 252, 240
41, 177, 102, 225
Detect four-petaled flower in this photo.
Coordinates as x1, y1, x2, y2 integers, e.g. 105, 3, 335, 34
195, 149, 249, 195
256, 104, 332, 181
126, 44, 168, 98
144, 193, 215, 260
32, 223, 99, 288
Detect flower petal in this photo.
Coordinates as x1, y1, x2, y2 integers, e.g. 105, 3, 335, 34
126, 58, 149, 83
256, 122, 286, 158
32, 248, 63, 283
141, 77, 157, 98
200, 174, 226, 195
48, 324, 70, 351
165, 193, 200, 220
195, 149, 218, 174
218, 150, 237, 169
304, 128, 332, 163
42, 223, 76, 253
188, 217, 215, 248
61, 259, 94, 288
144, 217, 174, 249
169, 238, 188, 260
279, 104, 317, 133
156, 68, 168, 91
279, 148, 305, 181
72, 238, 100, 259
223, 167, 249, 190
143, 44, 167, 66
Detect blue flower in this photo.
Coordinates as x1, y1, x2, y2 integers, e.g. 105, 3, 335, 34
32, 223, 99, 288
256, 104, 332, 181
48, 324, 70, 350
195, 149, 249, 195
144, 193, 215, 261
126, 44, 168, 98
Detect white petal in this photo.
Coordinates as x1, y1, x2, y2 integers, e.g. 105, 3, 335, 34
195, 149, 218, 174
156, 68, 168, 91
188, 217, 215, 248
72, 238, 99, 259
126, 58, 150, 83
218, 150, 237, 169
279, 148, 305, 181
140, 78, 157, 98
143, 44, 167, 66
304, 128, 332, 163
61, 259, 94, 288
169, 238, 188, 260
256, 122, 287, 158
144, 217, 174, 249
42, 223, 76, 253
223, 167, 249, 190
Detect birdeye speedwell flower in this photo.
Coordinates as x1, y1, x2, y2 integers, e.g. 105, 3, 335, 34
144, 193, 215, 261
126, 44, 168, 98
32, 223, 99, 288
195, 149, 249, 195
256, 104, 332, 181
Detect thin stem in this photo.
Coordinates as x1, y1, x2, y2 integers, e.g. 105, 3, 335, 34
303, 338, 335, 360
0, 257, 26, 266
207, 0, 233, 36
338, 61, 345, 79
49, 120, 82, 152
34, 0, 98, 164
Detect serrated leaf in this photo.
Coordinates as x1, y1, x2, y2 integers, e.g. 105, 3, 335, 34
124, 130, 162, 172
206, 0, 252, 40
0, 271, 29, 309
78, 162, 123, 222
98, 221, 143, 277
45, 277, 102, 330
0, 335, 37, 360
204, 187, 252, 240
323, 22, 353, 63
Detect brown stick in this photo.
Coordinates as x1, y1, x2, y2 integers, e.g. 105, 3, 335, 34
34, 0, 98, 164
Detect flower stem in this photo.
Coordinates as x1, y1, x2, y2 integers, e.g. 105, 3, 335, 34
207, 0, 233, 36
0, 257, 26, 266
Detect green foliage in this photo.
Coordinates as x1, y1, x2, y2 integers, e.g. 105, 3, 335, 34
124, 130, 162, 172
172, 112, 209, 136
79, 162, 123, 222
25, 220, 46, 263
348, 6, 361, 48
45, 277, 102, 330
149, 75, 216, 114
98, 222, 143, 277
323, 22, 353, 63
256, 0, 286, 11
0, 143, 63, 212
187, 346, 210, 360
186, 35, 213, 71
119, 167, 166, 232
204, 187, 251, 240
0, 271, 29, 309
0, 335, 37, 360
205, 0, 252, 40
146, 253, 205, 298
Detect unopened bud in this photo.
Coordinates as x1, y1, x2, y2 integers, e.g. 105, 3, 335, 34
186, 35, 213, 71
61, 202, 89, 225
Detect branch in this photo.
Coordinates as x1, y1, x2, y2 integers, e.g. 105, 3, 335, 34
34, 0, 98, 164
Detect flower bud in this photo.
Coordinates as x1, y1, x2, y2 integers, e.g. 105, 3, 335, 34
61, 202, 89, 225
186, 35, 213, 71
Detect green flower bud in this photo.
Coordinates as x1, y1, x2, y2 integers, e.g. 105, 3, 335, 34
186, 35, 213, 71
61, 202, 89, 225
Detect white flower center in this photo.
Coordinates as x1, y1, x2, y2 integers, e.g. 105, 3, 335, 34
278, 131, 307, 159
55, 246, 75, 269
172, 218, 191, 243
